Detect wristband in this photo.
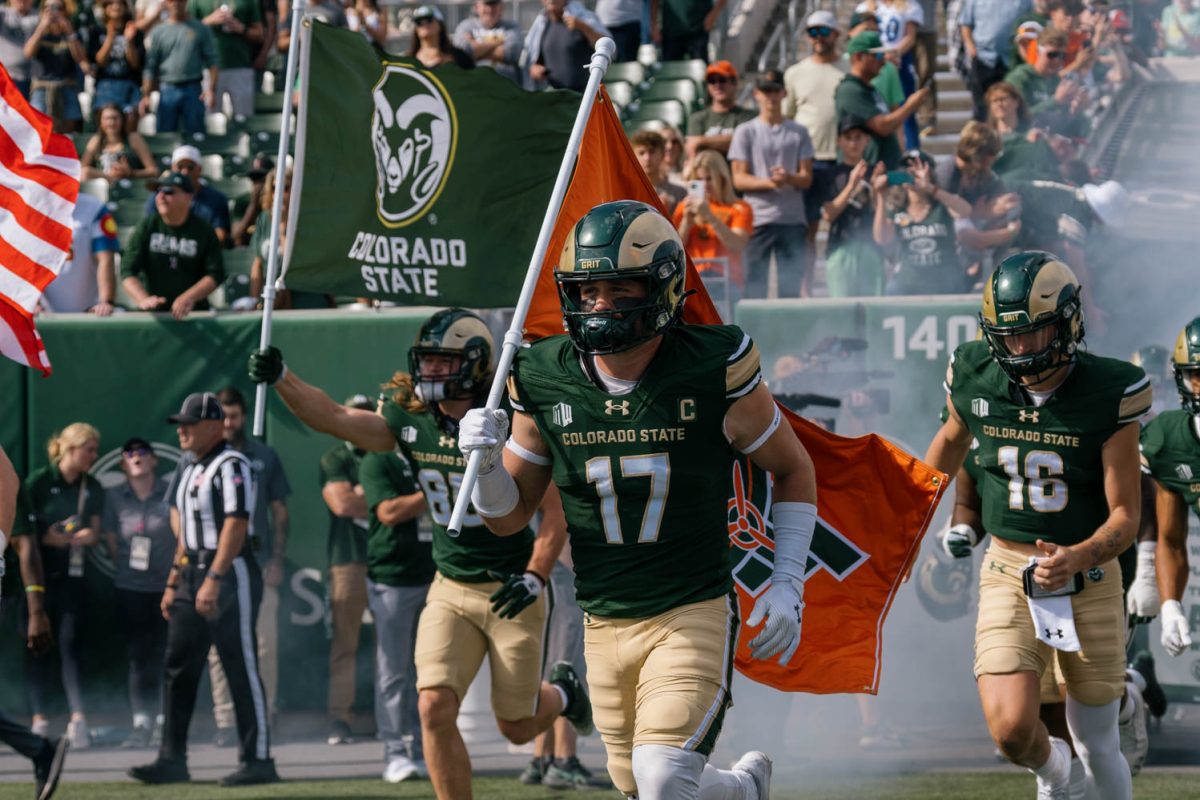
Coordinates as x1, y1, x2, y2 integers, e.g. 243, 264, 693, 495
166, 583, 178, 590
771, 501, 817, 589
24, 584, 45, 593
205, 571, 224, 582
0, 529, 6, 551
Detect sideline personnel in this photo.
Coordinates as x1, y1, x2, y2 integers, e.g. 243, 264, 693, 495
129, 393, 278, 787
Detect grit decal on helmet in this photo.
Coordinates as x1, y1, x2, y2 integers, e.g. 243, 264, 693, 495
1171, 316, 1200, 415
371, 64, 457, 228
555, 200, 687, 354
408, 308, 494, 402
979, 251, 1084, 382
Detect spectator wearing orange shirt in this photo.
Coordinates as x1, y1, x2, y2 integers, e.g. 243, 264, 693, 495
673, 149, 752, 309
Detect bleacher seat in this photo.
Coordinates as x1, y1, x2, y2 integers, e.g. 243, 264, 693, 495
207, 176, 252, 198
653, 59, 707, 91
255, 93, 286, 115
108, 200, 147, 235
186, 131, 249, 157
108, 178, 150, 204
605, 80, 635, 108
639, 79, 699, 111
625, 99, 688, 130
205, 112, 228, 135
605, 62, 645, 88
242, 114, 286, 135
622, 118, 667, 137
80, 178, 109, 203
202, 153, 225, 179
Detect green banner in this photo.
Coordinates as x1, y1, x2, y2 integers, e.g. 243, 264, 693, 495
285, 22, 580, 305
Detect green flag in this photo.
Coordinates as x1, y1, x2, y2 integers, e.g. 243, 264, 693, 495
284, 22, 580, 305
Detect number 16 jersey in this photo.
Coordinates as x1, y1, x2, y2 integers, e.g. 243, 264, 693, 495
509, 325, 763, 619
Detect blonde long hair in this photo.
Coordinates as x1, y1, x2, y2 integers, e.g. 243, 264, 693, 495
685, 151, 738, 206
382, 369, 495, 415
47, 423, 100, 465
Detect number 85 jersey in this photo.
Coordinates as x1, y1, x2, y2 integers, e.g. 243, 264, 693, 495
509, 325, 763, 619
946, 340, 1151, 547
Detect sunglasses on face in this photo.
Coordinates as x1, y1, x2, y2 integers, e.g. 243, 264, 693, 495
1044, 50, 1066, 59
123, 447, 151, 458
807, 26, 833, 37
158, 188, 178, 196
706, 75, 731, 85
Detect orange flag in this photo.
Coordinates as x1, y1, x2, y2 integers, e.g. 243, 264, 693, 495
525, 88, 947, 694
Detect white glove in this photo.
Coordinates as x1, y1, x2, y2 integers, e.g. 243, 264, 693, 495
1126, 541, 1160, 620
746, 579, 803, 665
458, 408, 509, 473
940, 523, 979, 559
1161, 599, 1193, 657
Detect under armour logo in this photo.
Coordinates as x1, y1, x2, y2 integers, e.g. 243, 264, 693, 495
1044, 628, 1064, 639
988, 560, 1007, 575
438, 435, 456, 448
1019, 410, 1039, 423
605, 399, 631, 416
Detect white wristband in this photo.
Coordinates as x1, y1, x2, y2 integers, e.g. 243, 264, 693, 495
0, 529, 7, 553
771, 501, 817, 589
1136, 540, 1156, 565
470, 465, 519, 518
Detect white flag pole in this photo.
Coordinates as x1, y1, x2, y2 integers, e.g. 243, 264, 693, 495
446, 37, 616, 536
252, 0, 307, 437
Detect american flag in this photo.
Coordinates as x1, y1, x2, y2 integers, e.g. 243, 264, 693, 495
0, 63, 80, 376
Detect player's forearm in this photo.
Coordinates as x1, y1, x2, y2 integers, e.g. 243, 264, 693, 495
1157, 520, 1189, 601
1079, 513, 1137, 570
14, 537, 46, 612
0, 446, 16, 533
375, 492, 426, 526
273, 372, 395, 451
527, 487, 567, 578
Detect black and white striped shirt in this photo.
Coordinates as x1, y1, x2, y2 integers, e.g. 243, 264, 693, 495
171, 443, 256, 552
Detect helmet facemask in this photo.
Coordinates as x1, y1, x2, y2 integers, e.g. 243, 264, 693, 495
407, 308, 493, 402
980, 295, 1083, 384
1174, 364, 1200, 416
557, 261, 682, 355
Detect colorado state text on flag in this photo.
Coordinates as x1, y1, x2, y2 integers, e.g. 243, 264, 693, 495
0, 63, 80, 376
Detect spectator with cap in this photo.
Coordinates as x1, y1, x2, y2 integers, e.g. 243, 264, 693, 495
188, 0, 263, 121
40, 190, 120, 315
318, 394, 376, 748
595, 0, 640, 62
277, 0, 345, 53
524, 0, 607, 91
1, 0, 40, 98
958, 0, 1032, 120
630, 129, 686, 212
407, 5, 473, 69
855, 0, 924, 149
143, 145, 231, 243
103, 436, 174, 748
847, 10, 909, 121
729, 68, 815, 299
684, 59, 754, 163
822, 116, 887, 297
835, 29, 929, 170
650, 0, 726, 60
121, 171, 224, 319
1003, 26, 1082, 117
139, 0, 217, 135
231, 152, 273, 246
453, 0, 521, 83
783, 11, 846, 170
871, 149, 975, 294
85, 0, 145, 129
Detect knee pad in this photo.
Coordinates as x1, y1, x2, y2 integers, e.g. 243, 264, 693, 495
1065, 680, 1123, 707
631, 744, 706, 800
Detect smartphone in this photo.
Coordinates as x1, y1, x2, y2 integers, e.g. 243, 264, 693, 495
687, 180, 705, 201
1021, 564, 1084, 599
885, 171, 913, 186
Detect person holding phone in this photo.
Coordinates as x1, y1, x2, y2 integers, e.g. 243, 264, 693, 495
24, 0, 88, 132
672, 149, 752, 308
822, 117, 886, 297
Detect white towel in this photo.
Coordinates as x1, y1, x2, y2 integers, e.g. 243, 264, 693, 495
1026, 557, 1081, 652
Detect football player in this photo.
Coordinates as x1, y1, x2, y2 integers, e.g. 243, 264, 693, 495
925, 251, 1149, 800
248, 309, 589, 799
457, 200, 819, 800
1142, 317, 1200, 659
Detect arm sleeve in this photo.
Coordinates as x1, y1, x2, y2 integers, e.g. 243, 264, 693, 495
84, 477, 105, 521
204, 227, 225, 281
220, 458, 252, 518
360, 453, 399, 511
120, 219, 148, 279
685, 109, 704, 136
727, 123, 751, 165
267, 450, 291, 501
12, 485, 35, 537
101, 488, 117, 533
143, 37, 160, 80
726, 331, 763, 400
798, 126, 815, 162
1118, 373, 1153, 426
732, 200, 753, 230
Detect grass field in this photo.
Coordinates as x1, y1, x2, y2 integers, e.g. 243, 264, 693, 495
2, 773, 1196, 800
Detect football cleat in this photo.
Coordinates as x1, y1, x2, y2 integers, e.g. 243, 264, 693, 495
1034, 737, 1072, 800
1119, 681, 1149, 776
550, 661, 594, 736
732, 751, 772, 800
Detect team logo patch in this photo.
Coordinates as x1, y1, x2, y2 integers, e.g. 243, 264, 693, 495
971, 398, 989, 418
1177, 464, 1194, 480
371, 64, 457, 228
438, 434, 456, 448
604, 399, 630, 416
1018, 409, 1040, 423
400, 426, 418, 443
552, 402, 573, 428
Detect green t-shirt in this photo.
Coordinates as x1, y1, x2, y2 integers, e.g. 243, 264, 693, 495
947, 340, 1152, 546
872, 62, 905, 110
120, 212, 224, 307
889, 202, 964, 295
508, 325, 762, 618
24, 464, 105, 580
994, 130, 1059, 182
144, 19, 217, 84
359, 451, 435, 587
663, 0, 712, 35
834, 74, 901, 169
187, 0, 262, 70
382, 400, 532, 582
1003, 63, 1061, 116
318, 443, 369, 567
1141, 410, 1200, 522
686, 105, 756, 138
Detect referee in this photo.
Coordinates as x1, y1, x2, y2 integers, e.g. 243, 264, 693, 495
129, 393, 278, 787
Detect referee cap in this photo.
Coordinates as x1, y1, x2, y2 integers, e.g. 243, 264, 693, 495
167, 392, 225, 424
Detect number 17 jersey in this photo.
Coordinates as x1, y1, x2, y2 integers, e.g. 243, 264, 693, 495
509, 325, 763, 619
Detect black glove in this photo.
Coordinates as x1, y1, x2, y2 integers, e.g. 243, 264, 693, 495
488, 570, 544, 619
248, 346, 285, 385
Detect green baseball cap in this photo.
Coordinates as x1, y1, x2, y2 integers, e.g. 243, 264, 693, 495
150, 170, 196, 194
846, 30, 888, 55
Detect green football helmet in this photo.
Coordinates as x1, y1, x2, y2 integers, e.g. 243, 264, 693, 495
555, 200, 686, 354
408, 308, 493, 402
1172, 317, 1200, 415
979, 251, 1084, 382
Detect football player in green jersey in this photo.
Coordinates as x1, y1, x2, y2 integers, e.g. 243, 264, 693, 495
1142, 317, 1200, 658
457, 201, 819, 800
925, 251, 1150, 800
248, 310, 589, 800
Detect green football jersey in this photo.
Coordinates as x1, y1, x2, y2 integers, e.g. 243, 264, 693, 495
947, 340, 1152, 546
508, 325, 763, 618
382, 400, 533, 582
1141, 410, 1200, 521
